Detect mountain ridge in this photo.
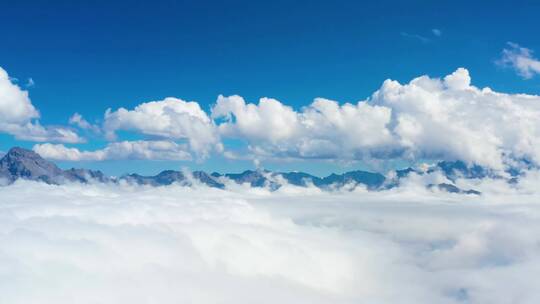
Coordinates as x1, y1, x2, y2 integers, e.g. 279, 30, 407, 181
0, 147, 486, 194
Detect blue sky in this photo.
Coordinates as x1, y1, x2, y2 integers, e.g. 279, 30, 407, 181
1, 0, 540, 176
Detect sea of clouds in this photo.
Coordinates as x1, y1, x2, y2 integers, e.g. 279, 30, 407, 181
1, 172, 540, 304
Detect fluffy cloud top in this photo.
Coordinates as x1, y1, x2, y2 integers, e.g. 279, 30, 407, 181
1, 176, 540, 303
212, 68, 540, 170
212, 95, 393, 159
0, 66, 83, 143
33, 140, 192, 161
104, 97, 221, 158
369, 67, 539, 169
0, 67, 39, 124
498, 42, 540, 79
212, 95, 301, 143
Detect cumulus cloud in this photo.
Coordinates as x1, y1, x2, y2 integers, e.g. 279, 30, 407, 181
0, 66, 83, 143
212, 68, 540, 171
33, 140, 192, 161
104, 97, 221, 158
212, 95, 301, 143
0, 67, 39, 124
0, 177, 540, 303
19, 67, 540, 168
498, 42, 540, 79
371, 67, 540, 169
212, 95, 393, 160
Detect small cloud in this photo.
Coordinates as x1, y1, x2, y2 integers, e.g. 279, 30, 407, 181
25, 78, 35, 88
69, 113, 92, 130
69, 113, 101, 134
253, 158, 261, 169
400, 32, 430, 43
432, 28, 442, 37
497, 42, 540, 79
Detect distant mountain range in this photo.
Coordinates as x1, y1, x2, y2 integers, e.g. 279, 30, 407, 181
0, 147, 498, 194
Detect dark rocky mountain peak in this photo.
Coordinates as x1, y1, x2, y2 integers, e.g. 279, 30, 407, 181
321, 170, 386, 190
0, 147, 107, 184
0, 147, 64, 183
433, 160, 490, 181
428, 183, 481, 195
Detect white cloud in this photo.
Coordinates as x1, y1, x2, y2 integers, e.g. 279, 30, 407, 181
2, 121, 83, 143
69, 112, 101, 134
0, 66, 83, 143
432, 28, 442, 37
371, 67, 540, 169
69, 113, 91, 129
212, 95, 301, 143
212, 68, 540, 170
212, 95, 394, 160
0, 67, 39, 124
104, 97, 221, 158
498, 42, 540, 79
33, 140, 192, 161
0, 177, 540, 303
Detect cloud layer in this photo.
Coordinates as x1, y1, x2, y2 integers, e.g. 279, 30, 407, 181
1, 175, 540, 303
3, 64, 540, 171
33, 140, 192, 161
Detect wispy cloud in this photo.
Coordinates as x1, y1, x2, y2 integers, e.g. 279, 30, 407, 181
497, 42, 540, 79
401, 29, 442, 43
33, 140, 193, 161
25, 77, 35, 88
400, 31, 430, 43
